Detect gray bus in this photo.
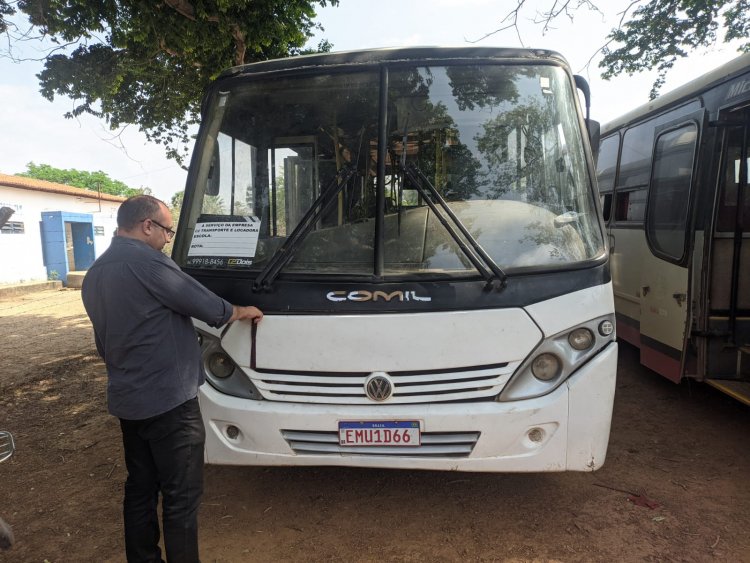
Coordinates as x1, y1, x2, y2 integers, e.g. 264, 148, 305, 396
597, 53, 750, 404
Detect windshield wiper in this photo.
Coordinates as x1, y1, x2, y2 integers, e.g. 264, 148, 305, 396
253, 166, 357, 292
403, 162, 507, 290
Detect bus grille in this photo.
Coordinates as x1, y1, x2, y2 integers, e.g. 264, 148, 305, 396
281, 430, 480, 457
248, 362, 518, 404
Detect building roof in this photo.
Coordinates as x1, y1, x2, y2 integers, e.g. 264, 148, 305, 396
0, 173, 128, 203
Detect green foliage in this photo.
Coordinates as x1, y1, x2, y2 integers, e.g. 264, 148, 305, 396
484, 1, 748, 99
599, 0, 750, 98
166, 189, 226, 255
5, 0, 337, 165
170, 190, 184, 210
18, 162, 143, 197
0, 1, 13, 34
169, 190, 184, 229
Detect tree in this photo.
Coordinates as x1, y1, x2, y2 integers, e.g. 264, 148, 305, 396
0, 1, 337, 164
599, 0, 749, 97
170, 189, 225, 219
18, 162, 144, 197
476, 1, 749, 98
0, 1, 11, 34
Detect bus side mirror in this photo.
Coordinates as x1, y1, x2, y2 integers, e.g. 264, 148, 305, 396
206, 145, 221, 196
574, 75, 591, 121
588, 120, 601, 161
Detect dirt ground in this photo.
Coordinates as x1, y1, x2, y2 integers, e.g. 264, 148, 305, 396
0, 288, 748, 563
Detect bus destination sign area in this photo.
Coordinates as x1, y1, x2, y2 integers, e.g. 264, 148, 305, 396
186, 217, 260, 268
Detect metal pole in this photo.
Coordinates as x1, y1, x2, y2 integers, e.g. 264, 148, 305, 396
374, 65, 388, 277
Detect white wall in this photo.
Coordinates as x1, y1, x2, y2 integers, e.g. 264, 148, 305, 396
0, 186, 120, 284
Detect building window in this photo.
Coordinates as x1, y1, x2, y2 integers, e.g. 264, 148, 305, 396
94, 226, 105, 236
0, 221, 24, 234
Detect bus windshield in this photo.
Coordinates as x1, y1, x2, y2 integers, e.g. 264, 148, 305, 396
177, 63, 603, 277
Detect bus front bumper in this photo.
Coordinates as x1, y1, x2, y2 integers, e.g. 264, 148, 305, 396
199, 342, 617, 472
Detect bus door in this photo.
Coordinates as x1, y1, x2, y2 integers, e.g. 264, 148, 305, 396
639, 114, 703, 382
705, 105, 750, 401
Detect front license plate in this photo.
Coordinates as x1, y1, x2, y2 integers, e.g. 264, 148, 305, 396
339, 421, 421, 447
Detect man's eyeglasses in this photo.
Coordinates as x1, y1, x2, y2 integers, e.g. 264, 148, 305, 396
143, 218, 176, 240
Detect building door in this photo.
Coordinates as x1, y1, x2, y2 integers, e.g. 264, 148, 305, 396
64, 222, 77, 271
41, 212, 95, 284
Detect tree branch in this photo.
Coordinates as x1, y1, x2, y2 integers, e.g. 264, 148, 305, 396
466, 0, 527, 45
163, 0, 195, 21
163, 0, 219, 23
533, 1, 603, 34
230, 23, 246, 66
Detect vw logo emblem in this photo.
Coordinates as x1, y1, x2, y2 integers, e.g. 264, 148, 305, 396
365, 372, 393, 402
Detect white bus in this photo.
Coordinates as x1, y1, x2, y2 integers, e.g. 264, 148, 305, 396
597, 53, 750, 405
173, 47, 617, 472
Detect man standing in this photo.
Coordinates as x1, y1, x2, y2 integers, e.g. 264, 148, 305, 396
82, 195, 262, 563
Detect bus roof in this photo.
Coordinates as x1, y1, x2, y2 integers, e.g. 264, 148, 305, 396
217, 47, 569, 79
602, 51, 750, 134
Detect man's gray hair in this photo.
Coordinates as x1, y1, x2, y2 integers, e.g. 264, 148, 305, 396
117, 195, 166, 231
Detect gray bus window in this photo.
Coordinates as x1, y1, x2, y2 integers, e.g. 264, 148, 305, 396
613, 122, 652, 223
596, 135, 619, 222
716, 125, 750, 232
600, 193, 613, 222
596, 135, 619, 192
614, 188, 648, 222
618, 122, 655, 189
616, 101, 701, 192
646, 124, 698, 261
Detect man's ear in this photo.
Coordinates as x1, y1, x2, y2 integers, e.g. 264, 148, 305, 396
140, 219, 152, 236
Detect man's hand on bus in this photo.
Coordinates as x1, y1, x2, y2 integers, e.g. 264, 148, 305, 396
229, 305, 264, 324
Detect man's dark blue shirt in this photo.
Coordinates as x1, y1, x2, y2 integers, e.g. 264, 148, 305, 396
82, 236, 233, 420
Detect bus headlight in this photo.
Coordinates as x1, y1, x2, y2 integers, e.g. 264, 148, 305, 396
568, 328, 594, 351
531, 353, 561, 381
498, 314, 616, 402
195, 326, 262, 400
207, 352, 234, 378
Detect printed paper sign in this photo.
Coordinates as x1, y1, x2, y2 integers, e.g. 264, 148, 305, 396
186, 217, 260, 268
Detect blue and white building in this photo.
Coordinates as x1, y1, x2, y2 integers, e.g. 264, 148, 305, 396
0, 173, 125, 285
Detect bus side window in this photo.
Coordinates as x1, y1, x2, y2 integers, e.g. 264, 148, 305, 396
646, 124, 698, 261
716, 125, 750, 232
618, 122, 654, 189
614, 189, 648, 222
596, 135, 620, 223
613, 121, 654, 223
600, 193, 613, 222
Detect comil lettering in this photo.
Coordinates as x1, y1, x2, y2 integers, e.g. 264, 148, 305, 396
326, 290, 432, 302
727, 79, 750, 99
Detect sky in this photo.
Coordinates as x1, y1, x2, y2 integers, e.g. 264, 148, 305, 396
0, 0, 743, 203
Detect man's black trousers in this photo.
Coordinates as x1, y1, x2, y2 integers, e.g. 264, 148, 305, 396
119, 398, 205, 563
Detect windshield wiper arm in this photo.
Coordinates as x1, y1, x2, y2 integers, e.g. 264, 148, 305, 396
404, 163, 507, 290
253, 166, 357, 292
